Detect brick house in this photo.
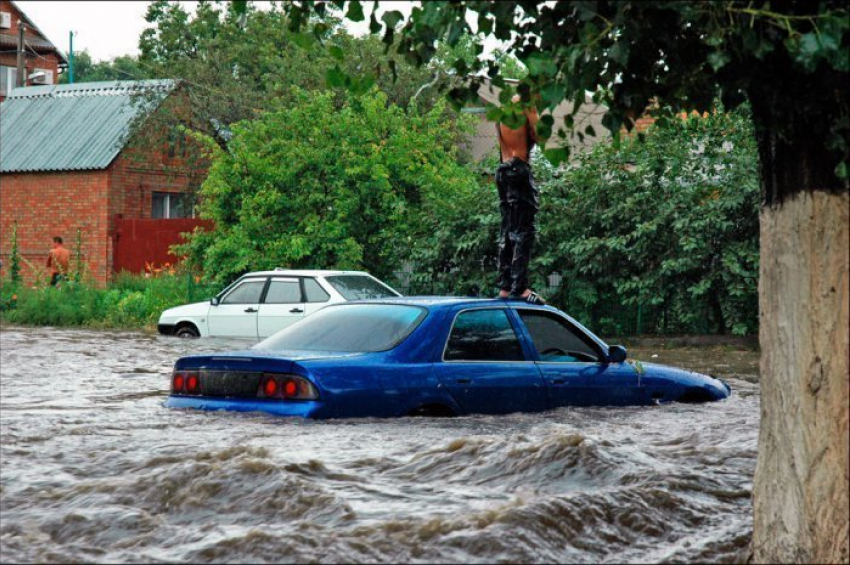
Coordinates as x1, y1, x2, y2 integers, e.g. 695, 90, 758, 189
0, 80, 209, 284
0, 0, 65, 102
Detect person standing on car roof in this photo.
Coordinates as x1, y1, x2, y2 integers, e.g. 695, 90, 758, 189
46, 236, 70, 287
495, 93, 545, 304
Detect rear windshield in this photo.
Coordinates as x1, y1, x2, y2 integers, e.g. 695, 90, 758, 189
254, 304, 426, 352
325, 275, 400, 300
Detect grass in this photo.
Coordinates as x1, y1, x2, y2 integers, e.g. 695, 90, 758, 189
0, 272, 221, 332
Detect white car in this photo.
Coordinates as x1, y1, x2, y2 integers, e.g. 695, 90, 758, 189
157, 269, 401, 339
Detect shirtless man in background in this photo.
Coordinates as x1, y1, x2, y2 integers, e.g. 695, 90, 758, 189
46, 236, 70, 286
495, 94, 545, 304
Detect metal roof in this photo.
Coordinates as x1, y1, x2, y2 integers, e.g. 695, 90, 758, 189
0, 32, 62, 53
0, 80, 175, 173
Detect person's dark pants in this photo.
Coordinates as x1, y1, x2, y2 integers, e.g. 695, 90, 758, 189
496, 157, 538, 296
50, 273, 64, 286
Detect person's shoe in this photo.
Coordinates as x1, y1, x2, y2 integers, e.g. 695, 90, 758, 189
524, 291, 546, 305
510, 291, 546, 305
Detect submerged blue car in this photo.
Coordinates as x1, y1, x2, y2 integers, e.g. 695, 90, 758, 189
165, 298, 731, 419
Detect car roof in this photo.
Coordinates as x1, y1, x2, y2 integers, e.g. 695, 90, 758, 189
338, 296, 559, 312
239, 269, 373, 277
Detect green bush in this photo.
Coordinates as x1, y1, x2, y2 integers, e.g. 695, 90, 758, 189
0, 273, 222, 331
406, 105, 760, 336
177, 87, 480, 286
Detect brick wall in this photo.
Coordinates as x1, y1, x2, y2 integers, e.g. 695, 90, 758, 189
0, 152, 204, 286
0, 170, 110, 284
107, 148, 206, 275
0, 0, 62, 101
0, 93, 210, 286
109, 141, 206, 222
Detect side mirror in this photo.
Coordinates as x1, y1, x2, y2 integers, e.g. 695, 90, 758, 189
608, 345, 627, 363
210, 297, 220, 306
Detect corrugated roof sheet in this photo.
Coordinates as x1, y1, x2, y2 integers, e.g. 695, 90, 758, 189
0, 80, 175, 173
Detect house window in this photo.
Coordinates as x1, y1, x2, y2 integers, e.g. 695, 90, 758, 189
0, 66, 18, 96
151, 192, 192, 219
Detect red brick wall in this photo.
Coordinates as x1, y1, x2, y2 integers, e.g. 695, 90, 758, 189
0, 0, 62, 101
1, 92, 209, 286
0, 155, 206, 285
107, 148, 206, 274
0, 170, 110, 284
109, 148, 204, 222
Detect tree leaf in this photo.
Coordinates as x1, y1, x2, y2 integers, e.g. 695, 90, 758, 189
707, 50, 730, 71
543, 146, 570, 165
346, 0, 365, 22
485, 104, 503, 122
382, 10, 404, 30
369, 11, 382, 34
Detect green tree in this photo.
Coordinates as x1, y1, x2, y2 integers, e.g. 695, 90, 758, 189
138, 1, 461, 151
243, 2, 849, 561
179, 88, 478, 285
59, 50, 148, 84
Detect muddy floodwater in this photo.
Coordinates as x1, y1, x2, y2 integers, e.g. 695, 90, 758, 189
0, 325, 759, 563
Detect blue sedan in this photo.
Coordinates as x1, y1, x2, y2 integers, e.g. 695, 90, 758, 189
165, 298, 731, 418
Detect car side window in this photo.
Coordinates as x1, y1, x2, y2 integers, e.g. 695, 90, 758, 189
264, 279, 302, 304
325, 275, 399, 299
444, 309, 525, 362
518, 310, 602, 363
221, 280, 266, 305
303, 278, 331, 302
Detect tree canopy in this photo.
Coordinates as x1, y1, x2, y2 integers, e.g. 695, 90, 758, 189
250, 0, 848, 190
177, 88, 479, 284
137, 1, 481, 151
59, 50, 148, 84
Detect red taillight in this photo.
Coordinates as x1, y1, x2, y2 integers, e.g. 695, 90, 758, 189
257, 374, 318, 400
173, 373, 185, 392
263, 377, 278, 397
186, 373, 199, 393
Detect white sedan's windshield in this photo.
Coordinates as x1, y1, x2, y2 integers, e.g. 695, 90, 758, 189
254, 304, 426, 352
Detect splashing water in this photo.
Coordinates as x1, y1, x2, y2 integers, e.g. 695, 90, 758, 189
0, 325, 758, 563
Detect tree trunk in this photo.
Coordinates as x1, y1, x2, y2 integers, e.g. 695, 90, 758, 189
751, 114, 850, 561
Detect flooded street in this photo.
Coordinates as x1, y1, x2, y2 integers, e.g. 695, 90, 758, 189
0, 325, 759, 563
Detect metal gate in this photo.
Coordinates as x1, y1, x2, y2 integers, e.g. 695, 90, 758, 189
113, 217, 213, 274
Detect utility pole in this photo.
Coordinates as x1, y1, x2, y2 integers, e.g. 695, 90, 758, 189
16, 20, 26, 87
69, 31, 74, 84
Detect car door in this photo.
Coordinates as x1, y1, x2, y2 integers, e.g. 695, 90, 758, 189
514, 309, 644, 407
257, 278, 306, 338
438, 308, 547, 415
207, 277, 268, 338
301, 277, 333, 316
